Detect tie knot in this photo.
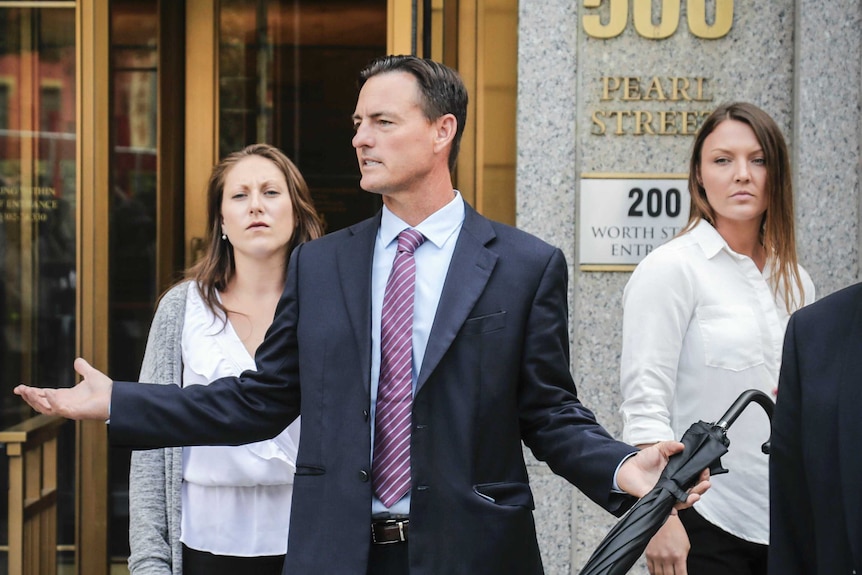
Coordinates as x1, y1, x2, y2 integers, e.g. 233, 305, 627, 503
397, 228, 425, 254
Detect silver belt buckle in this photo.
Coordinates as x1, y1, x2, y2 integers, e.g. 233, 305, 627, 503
372, 518, 408, 544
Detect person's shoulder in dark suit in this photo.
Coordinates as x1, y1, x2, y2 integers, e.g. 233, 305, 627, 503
790, 280, 862, 333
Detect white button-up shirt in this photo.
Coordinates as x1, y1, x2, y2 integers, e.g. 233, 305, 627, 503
620, 220, 815, 544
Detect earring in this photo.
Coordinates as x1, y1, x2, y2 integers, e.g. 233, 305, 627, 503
221, 232, 227, 241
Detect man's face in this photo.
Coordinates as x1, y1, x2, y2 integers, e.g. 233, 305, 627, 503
351, 72, 440, 197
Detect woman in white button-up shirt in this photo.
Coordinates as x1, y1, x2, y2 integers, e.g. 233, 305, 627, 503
128, 144, 323, 575
620, 103, 815, 575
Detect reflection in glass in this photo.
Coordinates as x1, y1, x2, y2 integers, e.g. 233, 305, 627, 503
0, 5, 77, 568
219, 0, 387, 233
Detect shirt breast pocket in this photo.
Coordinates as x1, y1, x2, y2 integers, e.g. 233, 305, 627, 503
695, 305, 764, 371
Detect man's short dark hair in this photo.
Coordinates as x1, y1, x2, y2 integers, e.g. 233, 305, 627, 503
359, 55, 468, 173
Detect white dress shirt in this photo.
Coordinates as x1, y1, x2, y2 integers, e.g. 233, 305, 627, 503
180, 283, 300, 556
370, 191, 465, 516
620, 221, 815, 544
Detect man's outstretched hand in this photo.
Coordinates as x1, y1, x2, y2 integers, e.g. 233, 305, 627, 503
14, 358, 112, 421
617, 440, 710, 508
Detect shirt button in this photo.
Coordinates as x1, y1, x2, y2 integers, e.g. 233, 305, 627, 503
359, 469, 369, 482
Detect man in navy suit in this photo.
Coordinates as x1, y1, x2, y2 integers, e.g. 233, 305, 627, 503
17, 56, 706, 575
770, 283, 862, 574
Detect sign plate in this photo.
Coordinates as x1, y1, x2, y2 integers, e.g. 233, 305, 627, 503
579, 175, 690, 269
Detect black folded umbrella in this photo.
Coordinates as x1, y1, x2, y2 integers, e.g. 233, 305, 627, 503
578, 389, 774, 575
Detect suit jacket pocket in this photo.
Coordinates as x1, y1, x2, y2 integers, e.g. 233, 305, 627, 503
294, 464, 326, 476
461, 311, 507, 335
473, 481, 535, 509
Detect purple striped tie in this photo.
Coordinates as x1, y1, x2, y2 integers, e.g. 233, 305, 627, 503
373, 228, 426, 507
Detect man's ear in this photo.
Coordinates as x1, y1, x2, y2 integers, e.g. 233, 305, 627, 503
433, 114, 457, 153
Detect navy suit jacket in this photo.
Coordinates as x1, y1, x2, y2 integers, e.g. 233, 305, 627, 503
770, 282, 862, 574
111, 205, 636, 574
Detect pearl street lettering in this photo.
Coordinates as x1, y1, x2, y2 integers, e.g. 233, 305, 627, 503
591, 76, 714, 137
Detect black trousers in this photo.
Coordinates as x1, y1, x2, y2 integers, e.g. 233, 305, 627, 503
182, 543, 285, 575
367, 541, 409, 575
678, 508, 767, 575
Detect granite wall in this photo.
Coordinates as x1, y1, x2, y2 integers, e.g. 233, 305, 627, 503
516, 1, 862, 573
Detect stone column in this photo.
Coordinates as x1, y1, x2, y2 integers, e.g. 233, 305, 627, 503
518, 2, 581, 572
793, 0, 862, 294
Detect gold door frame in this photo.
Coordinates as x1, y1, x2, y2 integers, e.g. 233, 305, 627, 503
76, 0, 110, 573
184, 0, 217, 268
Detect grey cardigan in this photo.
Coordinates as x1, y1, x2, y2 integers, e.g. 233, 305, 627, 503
127, 282, 188, 575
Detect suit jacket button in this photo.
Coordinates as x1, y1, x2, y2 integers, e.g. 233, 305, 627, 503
363, 409, 369, 421
359, 469, 369, 482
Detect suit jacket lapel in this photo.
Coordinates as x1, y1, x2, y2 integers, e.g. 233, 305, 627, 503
336, 213, 380, 394
838, 290, 862, 566
417, 205, 497, 392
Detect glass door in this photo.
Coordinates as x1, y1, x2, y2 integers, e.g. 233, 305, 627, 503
107, 0, 159, 565
0, 1, 77, 569
107, 0, 185, 568
100, 0, 391, 568
217, 0, 387, 233
187, 0, 388, 251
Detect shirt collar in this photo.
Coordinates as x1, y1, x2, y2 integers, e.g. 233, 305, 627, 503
691, 219, 776, 277
689, 219, 730, 259
379, 190, 465, 249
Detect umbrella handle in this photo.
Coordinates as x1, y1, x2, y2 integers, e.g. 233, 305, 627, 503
714, 389, 774, 454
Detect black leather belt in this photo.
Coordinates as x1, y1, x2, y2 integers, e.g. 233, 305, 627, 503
371, 518, 409, 544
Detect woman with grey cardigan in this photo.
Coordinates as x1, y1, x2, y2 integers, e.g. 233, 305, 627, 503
128, 144, 323, 575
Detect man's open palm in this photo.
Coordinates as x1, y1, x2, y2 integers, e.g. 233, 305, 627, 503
14, 357, 112, 421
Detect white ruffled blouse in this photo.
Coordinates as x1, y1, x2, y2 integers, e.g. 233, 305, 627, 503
179, 283, 299, 556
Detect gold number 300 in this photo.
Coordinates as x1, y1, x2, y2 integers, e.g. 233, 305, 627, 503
583, 0, 733, 40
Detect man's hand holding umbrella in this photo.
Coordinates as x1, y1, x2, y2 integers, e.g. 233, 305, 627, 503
618, 440, 711, 503
580, 389, 773, 575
